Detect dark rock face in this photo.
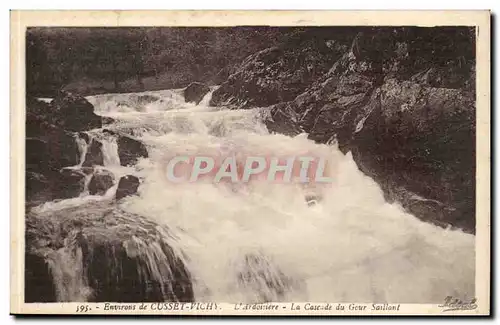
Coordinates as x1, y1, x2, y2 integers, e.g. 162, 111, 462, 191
184, 82, 210, 105
56, 169, 87, 199
102, 116, 115, 125
26, 92, 105, 207
26, 171, 53, 206
116, 175, 140, 200
217, 28, 476, 233
25, 252, 57, 302
26, 138, 49, 172
117, 135, 148, 166
210, 32, 352, 108
347, 80, 475, 232
26, 128, 80, 174
83, 139, 104, 167
88, 170, 114, 196
236, 254, 299, 302
50, 91, 102, 131
25, 202, 194, 302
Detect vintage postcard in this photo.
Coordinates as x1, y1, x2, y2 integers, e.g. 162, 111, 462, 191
10, 10, 490, 316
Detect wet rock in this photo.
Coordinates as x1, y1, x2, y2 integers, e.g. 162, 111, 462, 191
183, 82, 210, 105
236, 254, 298, 302
25, 203, 194, 302
116, 175, 140, 200
259, 104, 303, 137
26, 171, 53, 206
102, 116, 115, 125
55, 168, 86, 199
305, 194, 320, 207
102, 129, 117, 136
24, 252, 57, 302
50, 91, 102, 131
258, 29, 475, 233
83, 139, 104, 167
210, 33, 350, 109
88, 170, 114, 196
26, 138, 48, 172
117, 135, 148, 167
137, 94, 160, 105
349, 79, 475, 232
78, 132, 90, 144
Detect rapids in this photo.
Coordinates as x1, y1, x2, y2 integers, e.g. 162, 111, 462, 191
28, 87, 475, 304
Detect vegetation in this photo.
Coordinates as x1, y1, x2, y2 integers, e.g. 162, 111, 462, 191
26, 27, 302, 96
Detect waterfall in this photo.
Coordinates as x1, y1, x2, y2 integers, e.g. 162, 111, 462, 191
26, 87, 475, 304
101, 137, 121, 167
75, 133, 89, 167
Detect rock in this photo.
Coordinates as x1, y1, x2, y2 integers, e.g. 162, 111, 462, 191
83, 139, 104, 167
88, 170, 114, 196
116, 175, 140, 200
137, 94, 160, 105
24, 252, 57, 302
26, 130, 80, 174
183, 82, 210, 105
78, 132, 90, 143
26, 171, 53, 206
258, 104, 303, 137
349, 79, 475, 232
260, 29, 476, 233
26, 138, 48, 172
210, 33, 350, 109
50, 91, 102, 131
117, 135, 148, 166
102, 116, 115, 125
236, 254, 297, 302
47, 131, 81, 171
25, 202, 194, 302
55, 168, 86, 199
102, 129, 117, 136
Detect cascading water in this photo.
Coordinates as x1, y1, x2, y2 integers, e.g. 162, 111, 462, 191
26, 87, 475, 304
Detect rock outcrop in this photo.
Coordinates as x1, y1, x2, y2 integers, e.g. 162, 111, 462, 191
25, 202, 194, 302
183, 82, 210, 105
210, 32, 351, 108
38, 91, 102, 132
82, 138, 104, 167
25, 92, 105, 206
116, 175, 140, 200
216, 27, 476, 233
88, 170, 114, 196
117, 135, 149, 167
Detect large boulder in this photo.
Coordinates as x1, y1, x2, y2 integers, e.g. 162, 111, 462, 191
210, 30, 352, 109
25, 252, 57, 302
183, 82, 210, 105
117, 135, 148, 167
26, 171, 53, 206
50, 91, 102, 131
260, 28, 476, 233
82, 139, 104, 167
25, 94, 105, 207
25, 202, 194, 302
26, 126, 80, 173
55, 168, 87, 199
26, 138, 49, 172
88, 170, 114, 196
116, 175, 140, 200
348, 79, 475, 232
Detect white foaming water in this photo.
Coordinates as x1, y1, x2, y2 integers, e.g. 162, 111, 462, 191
41, 88, 474, 303
74, 134, 88, 167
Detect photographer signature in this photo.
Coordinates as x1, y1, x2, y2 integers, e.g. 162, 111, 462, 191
439, 296, 477, 312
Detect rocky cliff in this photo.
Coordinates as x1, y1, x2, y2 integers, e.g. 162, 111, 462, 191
212, 27, 476, 233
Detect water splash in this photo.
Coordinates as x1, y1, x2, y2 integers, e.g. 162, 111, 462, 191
27, 87, 475, 303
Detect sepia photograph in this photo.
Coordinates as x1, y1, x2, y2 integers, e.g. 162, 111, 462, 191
10, 10, 490, 316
